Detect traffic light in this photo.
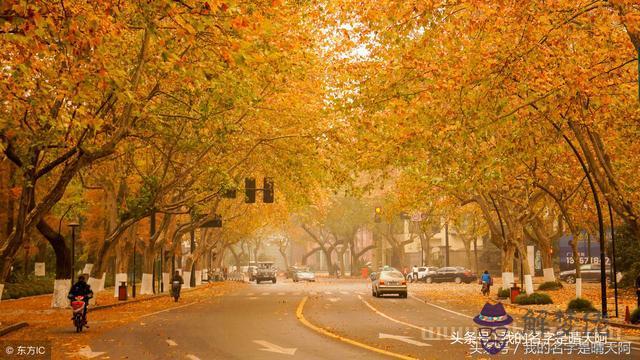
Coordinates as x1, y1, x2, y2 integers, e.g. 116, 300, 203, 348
263, 177, 274, 203
245, 178, 256, 203
374, 207, 382, 223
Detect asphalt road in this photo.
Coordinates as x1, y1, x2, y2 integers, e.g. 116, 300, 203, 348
88, 278, 640, 360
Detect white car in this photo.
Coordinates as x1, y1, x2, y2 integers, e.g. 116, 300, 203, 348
406, 266, 438, 282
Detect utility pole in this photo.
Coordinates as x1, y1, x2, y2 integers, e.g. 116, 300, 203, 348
445, 222, 450, 267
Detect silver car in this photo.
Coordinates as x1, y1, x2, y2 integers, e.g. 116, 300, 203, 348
293, 269, 316, 282
372, 269, 407, 298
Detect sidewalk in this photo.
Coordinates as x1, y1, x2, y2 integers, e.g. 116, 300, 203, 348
409, 280, 640, 337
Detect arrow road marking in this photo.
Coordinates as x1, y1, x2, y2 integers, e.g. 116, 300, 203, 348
166, 339, 178, 346
379, 333, 431, 347
253, 340, 297, 355
76, 346, 106, 359
186, 355, 201, 360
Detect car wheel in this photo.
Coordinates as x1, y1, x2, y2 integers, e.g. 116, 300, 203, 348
565, 275, 575, 284
426, 277, 433, 284
454, 277, 462, 284
400, 292, 407, 298
272, 278, 277, 284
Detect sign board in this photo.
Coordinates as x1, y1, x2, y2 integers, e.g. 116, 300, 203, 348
558, 234, 610, 271
34, 262, 45, 276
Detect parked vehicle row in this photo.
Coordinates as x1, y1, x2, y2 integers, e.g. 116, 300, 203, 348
559, 263, 611, 284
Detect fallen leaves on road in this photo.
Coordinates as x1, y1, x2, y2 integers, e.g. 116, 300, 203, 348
0, 282, 245, 359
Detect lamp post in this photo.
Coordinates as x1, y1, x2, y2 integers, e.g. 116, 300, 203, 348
68, 221, 80, 286
132, 237, 137, 298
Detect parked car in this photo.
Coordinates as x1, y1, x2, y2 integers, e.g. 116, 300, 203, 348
292, 269, 316, 282
406, 266, 438, 282
424, 267, 477, 284
372, 269, 407, 298
559, 263, 611, 284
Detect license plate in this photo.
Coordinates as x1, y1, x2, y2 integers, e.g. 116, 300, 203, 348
386, 281, 398, 285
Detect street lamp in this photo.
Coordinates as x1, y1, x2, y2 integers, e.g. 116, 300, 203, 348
68, 221, 80, 286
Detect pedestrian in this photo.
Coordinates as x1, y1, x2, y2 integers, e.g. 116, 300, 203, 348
481, 270, 492, 296
412, 264, 418, 283
636, 273, 640, 308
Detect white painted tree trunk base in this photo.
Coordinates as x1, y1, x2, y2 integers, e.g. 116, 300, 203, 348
502, 272, 515, 289
543, 268, 555, 282
575, 278, 582, 298
82, 263, 94, 276
524, 274, 534, 294
51, 279, 71, 308
34, 262, 45, 277
162, 273, 170, 293
183, 272, 191, 289
0, 283, 4, 303
114, 273, 128, 297
202, 268, 209, 281
195, 271, 202, 286
140, 273, 154, 295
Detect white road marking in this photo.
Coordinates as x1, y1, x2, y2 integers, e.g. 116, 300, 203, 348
166, 339, 178, 346
253, 340, 297, 355
186, 355, 201, 360
76, 346, 106, 359
340, 291, 349, 295
324, 291, 333, 295
139, 300, 201, 319
328, 297, 340, 302
379, 333, 431, 347
248, 297, 258, 300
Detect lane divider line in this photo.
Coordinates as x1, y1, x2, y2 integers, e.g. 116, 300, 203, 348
408, 295, 472, 319
296, 296, 417, 360
358, 295, 448, 339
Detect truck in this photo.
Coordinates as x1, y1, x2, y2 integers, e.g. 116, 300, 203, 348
254, 261, 277, 284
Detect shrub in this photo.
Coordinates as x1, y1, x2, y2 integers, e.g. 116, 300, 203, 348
1, 278, 54, 300
567, 298, 597, 312
497, 288, 510, 298
514, 292, 553, 305
537, 281, 563, 291
629, 308, 640, 324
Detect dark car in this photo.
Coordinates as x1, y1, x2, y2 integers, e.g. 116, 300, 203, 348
559, 263, 611, 284
424, 266, 477, 284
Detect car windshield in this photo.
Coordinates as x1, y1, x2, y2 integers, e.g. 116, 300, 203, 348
381, 271, 404, 279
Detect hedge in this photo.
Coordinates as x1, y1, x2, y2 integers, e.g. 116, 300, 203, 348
514, 292, 553, 305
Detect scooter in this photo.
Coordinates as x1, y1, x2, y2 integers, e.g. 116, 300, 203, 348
71, 295, 87, 332
171, 281, 181, 302
481, 282, 490, 296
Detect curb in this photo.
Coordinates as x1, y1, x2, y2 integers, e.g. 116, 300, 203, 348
0, 322, 28, 337
91, 282, 228, 311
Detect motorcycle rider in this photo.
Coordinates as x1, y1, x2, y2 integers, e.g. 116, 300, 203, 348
68, 275, 94, 325
171, 271, 184, 302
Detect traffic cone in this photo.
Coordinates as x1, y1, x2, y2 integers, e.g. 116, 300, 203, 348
625, 306, 631, 324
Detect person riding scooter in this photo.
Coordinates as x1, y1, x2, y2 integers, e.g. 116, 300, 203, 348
68, 275, 94, 326
171, 271, 184, 302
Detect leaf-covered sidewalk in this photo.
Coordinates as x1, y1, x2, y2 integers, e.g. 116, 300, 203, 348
0, 281, 245, 359
409, 280, 640, 338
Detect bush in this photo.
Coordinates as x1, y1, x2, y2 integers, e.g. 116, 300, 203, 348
514, 292, 553, 305
537, 281, 563, 291
497, 288, 510, 298
629, 308, 640, 324
1, 278, 54, 300
567, 298, 597, 312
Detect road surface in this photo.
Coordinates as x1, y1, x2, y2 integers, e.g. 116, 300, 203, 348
89, 278, 640, 359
